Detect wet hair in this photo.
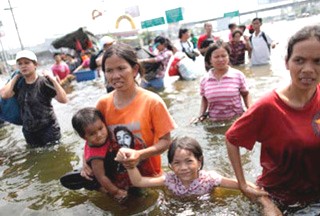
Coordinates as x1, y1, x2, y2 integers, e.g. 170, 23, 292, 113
154, 35, 174, 51
72, 107, 106, 139
252, 17, 262, 23
101, 42, 144, 78
286, 25, 320, 62
232, 29, 243, 38
167, 136, 204, 169
204, 40, 231, 67
178, 28, 189, 39
113, 126, 135, 148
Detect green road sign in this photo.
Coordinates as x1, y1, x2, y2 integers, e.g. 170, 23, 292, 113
165, 7, 183, 23
224, 10, 239, 18
141, 17, 165, 29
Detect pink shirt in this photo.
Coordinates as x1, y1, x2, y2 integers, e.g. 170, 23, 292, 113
51, 62, 70, 80
164, 170, 222, 196
200, 67, 249, 121
155, 48, 173, 78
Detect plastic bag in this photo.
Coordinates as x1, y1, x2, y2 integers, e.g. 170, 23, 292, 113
0, 71, 23, 125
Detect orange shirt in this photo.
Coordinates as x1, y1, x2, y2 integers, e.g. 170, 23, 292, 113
96, 87, 176, 175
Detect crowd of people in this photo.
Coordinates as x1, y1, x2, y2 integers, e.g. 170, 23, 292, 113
1, 18, 320, 215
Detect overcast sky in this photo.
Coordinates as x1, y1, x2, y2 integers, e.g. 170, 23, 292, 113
0, 0, 264, 49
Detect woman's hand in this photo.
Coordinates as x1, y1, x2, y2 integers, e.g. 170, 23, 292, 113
189, 113, 208, 125
115, 148, 141, 169
240, 183, 269, 202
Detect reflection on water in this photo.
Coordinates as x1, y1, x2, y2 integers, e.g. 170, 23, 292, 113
1, 16, 320, 215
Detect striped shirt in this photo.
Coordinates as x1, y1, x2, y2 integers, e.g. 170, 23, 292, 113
155, 48, 173, 78
200, 67, 249, 121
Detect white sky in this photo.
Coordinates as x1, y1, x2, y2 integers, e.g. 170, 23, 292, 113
0, 0, 263, 49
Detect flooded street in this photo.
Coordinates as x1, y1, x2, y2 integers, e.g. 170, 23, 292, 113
0, 16, 319, 215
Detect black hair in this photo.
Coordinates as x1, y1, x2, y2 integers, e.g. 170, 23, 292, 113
71, 107, 105, 139
204, 40, 231, 67
167, 136, 204, 169
252, 17, 262, 23
178, 28, 189, 39
286, 25, 320, 62
53, 53, 61, 57
232, 29, 243, 38
101, 42, 144, 78
154, 35, 174, 51
228, 23, 237, 30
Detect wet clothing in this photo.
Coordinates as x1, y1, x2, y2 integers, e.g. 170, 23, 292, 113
96, 87, 176, 176
250, 31, 273, 65
141, 48, 172, 90
14, 76, 60, 147
51, 61, 70, 80
200, 67, 249, 121
226, 87, 320, 205
84, 140, 111, 164
228, 40, 247, 65
164, 170, 222, 196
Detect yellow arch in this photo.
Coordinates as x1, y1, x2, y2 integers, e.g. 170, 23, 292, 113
115, 14, 136, 29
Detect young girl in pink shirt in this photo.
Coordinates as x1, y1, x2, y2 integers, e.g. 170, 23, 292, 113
116, 136, 282, 215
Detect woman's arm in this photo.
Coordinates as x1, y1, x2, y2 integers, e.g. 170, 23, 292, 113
190, 96, 208, 124
226, 139, 267, 200
241, 91, 252, 109
257, 196, 283, 216
42, 70, 68, 103
0, 73, 21, 99
199, 96, 208, 119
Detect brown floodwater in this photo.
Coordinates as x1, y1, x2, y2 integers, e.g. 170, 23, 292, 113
0, 16, 319, 215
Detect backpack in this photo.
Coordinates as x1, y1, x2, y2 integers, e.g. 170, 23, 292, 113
181, 41, 197, 61
249, 31, 270, 51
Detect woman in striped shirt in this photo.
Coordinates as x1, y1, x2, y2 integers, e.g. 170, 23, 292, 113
197, 41, 252, 122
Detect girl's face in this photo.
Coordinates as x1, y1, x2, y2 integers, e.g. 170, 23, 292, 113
210, 47, 229, 71
286, 37, 320, 91
104, 54, 138, 91
116, 130, 132, 148
16, 58, 37, 77
84, 119, 108, 146
156, 43, 165, 51
170, 148, 202, 187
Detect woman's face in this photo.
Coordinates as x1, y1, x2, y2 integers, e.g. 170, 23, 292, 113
116, 130, 132, 148
104, 54, 138, 91
210, 47, 229, 71
286, 37, 320, 91
233, 32, 242, 42
182, 31, 190, 40
16, 58, 37, 77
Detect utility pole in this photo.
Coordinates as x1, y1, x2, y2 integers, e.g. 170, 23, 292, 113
5, 0, 24, 50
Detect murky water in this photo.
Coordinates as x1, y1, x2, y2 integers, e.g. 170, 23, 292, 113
1, 16, 320, 215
